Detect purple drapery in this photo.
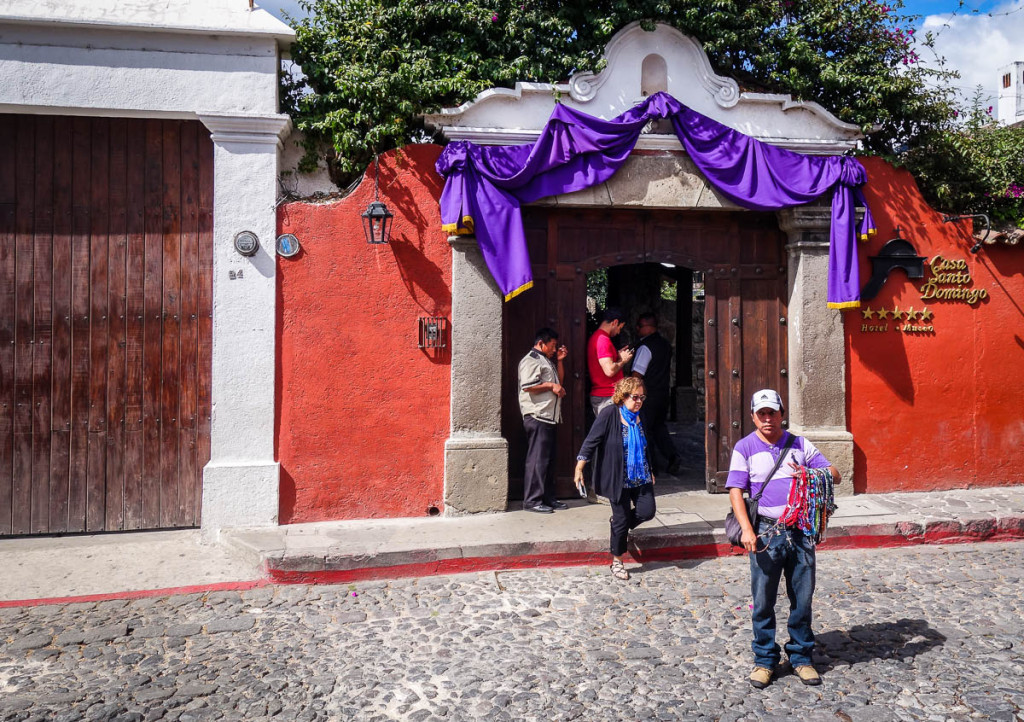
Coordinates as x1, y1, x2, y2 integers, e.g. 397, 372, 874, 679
436, 92, 875, 308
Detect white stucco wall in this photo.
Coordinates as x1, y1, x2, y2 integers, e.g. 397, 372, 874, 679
0, 0, 294, 538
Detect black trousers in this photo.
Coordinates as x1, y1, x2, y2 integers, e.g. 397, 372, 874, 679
523, 416, 557, 508
609, 484, 656, 556
641, 395, 678, 470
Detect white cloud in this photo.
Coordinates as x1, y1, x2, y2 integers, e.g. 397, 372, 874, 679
919, 0, 1024, 108
257, 0, 307, 23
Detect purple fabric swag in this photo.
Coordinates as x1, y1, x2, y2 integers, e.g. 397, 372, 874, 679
436, 92, 875, 307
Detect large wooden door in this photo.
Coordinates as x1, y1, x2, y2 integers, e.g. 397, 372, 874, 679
0, 114, 213, 535
502, 207, 788, 497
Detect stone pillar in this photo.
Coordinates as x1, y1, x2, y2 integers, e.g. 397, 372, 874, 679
198, 114, 291, 538
444, 235, 509, 514
776, 206, 854, 495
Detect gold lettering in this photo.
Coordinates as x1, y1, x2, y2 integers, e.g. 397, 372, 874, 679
929, 255, 968, 273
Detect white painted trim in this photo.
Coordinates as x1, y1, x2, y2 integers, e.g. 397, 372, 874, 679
199, 113, 292, 148
437, 129, 858, 154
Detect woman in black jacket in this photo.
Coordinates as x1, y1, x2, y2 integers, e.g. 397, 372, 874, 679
574, 376, 655, 580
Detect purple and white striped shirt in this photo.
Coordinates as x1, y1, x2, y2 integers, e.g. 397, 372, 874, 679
725, 431, 831, 519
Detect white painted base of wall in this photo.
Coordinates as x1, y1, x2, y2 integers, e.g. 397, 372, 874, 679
200, 461, 280, 541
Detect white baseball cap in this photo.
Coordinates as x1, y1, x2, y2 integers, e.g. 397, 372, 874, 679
751, 389, 784, 413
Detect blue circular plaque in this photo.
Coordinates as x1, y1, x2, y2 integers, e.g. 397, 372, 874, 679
276, 233, 301, 258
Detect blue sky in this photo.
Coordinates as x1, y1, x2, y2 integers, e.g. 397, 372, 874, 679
259, 0, 1023, 110
905, 0, 1024, 109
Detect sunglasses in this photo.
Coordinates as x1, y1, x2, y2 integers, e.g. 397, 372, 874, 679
626, 394, 646, 402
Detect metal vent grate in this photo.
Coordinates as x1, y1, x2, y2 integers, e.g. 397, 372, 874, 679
418, 316, 448, 349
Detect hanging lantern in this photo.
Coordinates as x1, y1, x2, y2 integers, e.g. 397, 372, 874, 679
362, 157, 393, 244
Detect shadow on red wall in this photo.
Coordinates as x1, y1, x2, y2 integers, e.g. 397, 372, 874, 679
850, 158, 1024, 493
276, 145, 452, 523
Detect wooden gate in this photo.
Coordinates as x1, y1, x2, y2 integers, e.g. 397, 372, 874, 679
502, 207, 788, 497
0, 114, 213, 535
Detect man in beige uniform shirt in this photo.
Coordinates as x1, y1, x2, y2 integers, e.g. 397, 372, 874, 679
518, 327, 568, 513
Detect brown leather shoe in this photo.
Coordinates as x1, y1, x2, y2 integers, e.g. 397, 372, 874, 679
793, 665, 821, 686
749, 666, 773, 689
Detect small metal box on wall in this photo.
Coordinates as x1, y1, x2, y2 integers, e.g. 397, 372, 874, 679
418, 317, 448, 349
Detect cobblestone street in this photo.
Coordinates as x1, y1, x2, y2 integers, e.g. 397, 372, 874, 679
2, 541, 1022, 722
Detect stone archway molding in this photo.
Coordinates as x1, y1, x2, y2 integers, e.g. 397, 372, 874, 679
434, 24, 862, 513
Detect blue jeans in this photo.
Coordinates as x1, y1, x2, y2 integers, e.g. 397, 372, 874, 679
748, 518, 816, 668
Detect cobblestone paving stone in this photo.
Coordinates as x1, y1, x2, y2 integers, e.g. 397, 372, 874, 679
1, 542, 1022, 721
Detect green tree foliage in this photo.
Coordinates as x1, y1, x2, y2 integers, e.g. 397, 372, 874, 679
903, 89, 1024, 227
286, 0, 956, 191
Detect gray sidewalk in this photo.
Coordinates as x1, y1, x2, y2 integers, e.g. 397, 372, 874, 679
223, 484, 1024, 583
2, 484, 1023, 604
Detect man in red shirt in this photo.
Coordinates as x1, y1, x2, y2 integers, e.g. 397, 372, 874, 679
584, 308, 633, 504
587, 308, 634, 417
587, 307, 634, 417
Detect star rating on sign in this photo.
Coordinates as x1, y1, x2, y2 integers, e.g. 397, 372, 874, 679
857, 305, 935, 334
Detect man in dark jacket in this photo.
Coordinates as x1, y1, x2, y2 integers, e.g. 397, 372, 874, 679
630, 313, 681, 474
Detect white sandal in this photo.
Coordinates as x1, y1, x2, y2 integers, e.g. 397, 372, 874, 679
610, 559, 629, 580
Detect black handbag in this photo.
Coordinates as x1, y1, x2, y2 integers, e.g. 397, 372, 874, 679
724, 434, 795, 547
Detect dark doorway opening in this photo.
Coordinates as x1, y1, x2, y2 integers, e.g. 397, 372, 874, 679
500, 207, 789, 503
583, 263, 706, 493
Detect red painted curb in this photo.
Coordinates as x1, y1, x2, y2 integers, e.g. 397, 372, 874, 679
0, 579, 269, 610
267, 527, 1024, 585
5, 524, 1023, 606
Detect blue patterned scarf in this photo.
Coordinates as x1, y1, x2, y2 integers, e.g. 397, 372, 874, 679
620, 407, 647, 481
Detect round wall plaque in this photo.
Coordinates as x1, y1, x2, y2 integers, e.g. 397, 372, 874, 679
233, 230, 259, 257
276, 233, 301, 258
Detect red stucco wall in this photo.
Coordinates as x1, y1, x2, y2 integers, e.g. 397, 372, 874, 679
276, 145, 451, 522
849, 157, 1024, 493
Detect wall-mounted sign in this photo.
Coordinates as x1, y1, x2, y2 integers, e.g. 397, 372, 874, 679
918, 255, 988, 305
859, 306, 934, 334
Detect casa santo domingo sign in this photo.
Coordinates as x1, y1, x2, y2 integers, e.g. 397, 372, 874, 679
859, 255, 988, 335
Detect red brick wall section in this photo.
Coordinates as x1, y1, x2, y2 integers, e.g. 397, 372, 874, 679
849, 157, 1024, 493
276, 145, 451, 522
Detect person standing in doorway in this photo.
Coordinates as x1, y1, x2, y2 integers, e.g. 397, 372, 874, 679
587, 307, 633, 416
630, 313, 682, 475
517, 327, 569, 514
727, 389, 840, 689
586, 308, 633, 503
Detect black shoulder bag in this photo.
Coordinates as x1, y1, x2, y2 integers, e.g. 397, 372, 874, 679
724, 433, 796, 548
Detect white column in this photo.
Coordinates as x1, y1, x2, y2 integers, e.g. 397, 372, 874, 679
777, 205, 855, 495
198, 113, 291, 538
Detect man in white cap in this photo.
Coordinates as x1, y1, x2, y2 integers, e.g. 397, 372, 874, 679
726, 389, 840, 689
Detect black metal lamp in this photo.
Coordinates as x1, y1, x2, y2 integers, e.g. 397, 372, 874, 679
362, 158, 393, 244
942, 213, 990, 253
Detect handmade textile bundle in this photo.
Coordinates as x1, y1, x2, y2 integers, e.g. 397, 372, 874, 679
777, 467, 838, 542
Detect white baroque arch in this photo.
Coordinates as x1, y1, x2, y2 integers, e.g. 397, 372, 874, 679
424, 21, 863, 154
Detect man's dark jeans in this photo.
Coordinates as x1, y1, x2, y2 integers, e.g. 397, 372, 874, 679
749, 518, 816, 668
